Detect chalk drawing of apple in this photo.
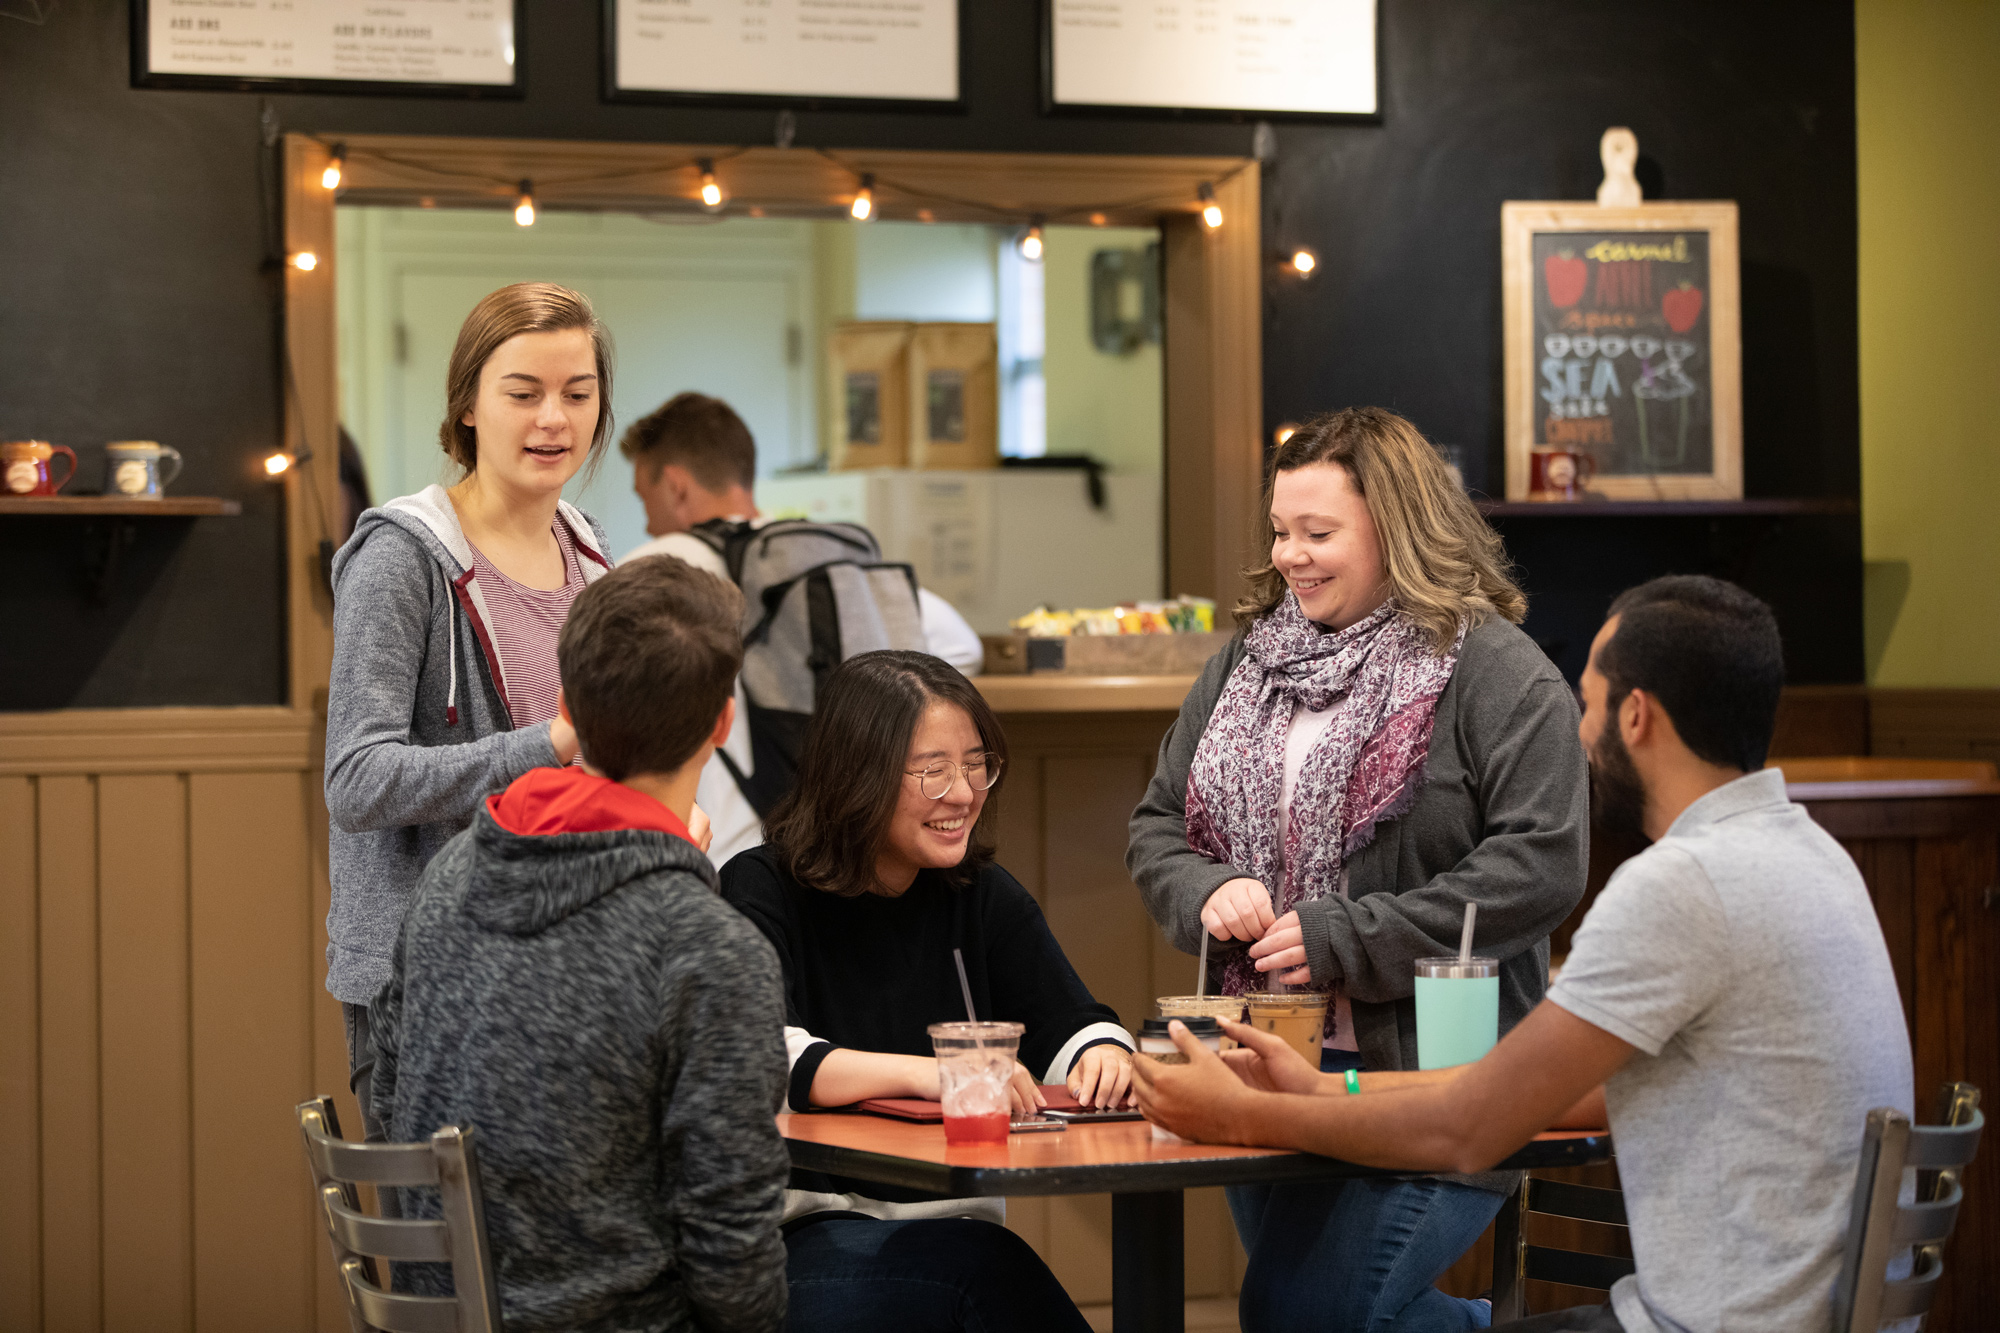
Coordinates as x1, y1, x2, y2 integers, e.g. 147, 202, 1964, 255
1545, 252, 1587, 308
1662, 282, 1705, 333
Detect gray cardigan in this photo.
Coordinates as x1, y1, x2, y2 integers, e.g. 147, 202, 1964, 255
324, 486, 611, 1005
1128, 615, 1588, 1079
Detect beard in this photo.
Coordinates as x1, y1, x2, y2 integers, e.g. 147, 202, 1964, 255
1589, 718, 1649, 839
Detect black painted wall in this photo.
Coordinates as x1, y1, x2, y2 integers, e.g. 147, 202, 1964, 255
0, 0, 1859, 709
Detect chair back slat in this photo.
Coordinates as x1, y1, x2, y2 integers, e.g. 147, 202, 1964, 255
1525, 1177, 1629, 1228
319, 1185, 454, 1263
1887, 1182, 1961, 1247
1901, 1110, 1982, 1171
339, 1258, 464, 1333
308, 1133, 446, 1187
1521, 1245, 1637, 1292
1875, 1250, 1943, 1323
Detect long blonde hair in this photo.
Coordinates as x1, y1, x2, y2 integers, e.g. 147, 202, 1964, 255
1236, 407, 1525, 651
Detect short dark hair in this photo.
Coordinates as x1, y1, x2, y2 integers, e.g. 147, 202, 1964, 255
557, 557, 744, 781
764, 651, 1008, 898
618, 392, 756, 491
1598, 575, 1784, 772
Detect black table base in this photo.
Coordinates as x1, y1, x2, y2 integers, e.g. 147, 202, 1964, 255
1112, 1190, 1185, 1333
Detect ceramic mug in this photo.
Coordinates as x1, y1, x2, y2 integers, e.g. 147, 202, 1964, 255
104, 440, 184, 499
1528, 447, 1596, 501
2, 440, 77, 496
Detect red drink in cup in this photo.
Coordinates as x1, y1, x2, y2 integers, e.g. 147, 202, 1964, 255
928, 1021, 1024, 1145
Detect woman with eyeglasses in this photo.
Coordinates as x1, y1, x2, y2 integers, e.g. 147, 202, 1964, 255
719, 649, 1126, 1332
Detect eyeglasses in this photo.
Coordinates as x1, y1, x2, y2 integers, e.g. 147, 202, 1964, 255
905, 753, 1005, 800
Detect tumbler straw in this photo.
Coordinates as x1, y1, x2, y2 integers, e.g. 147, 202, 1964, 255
1458, 901, 1478, 966
952, 948, 978, 1022
1196, 930, 1210, 998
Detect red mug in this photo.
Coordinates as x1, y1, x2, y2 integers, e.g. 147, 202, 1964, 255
3, 440, 77, 496
1528, 447, 1596, 501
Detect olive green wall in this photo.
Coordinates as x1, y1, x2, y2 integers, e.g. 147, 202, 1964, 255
1857, 1, 2000, 686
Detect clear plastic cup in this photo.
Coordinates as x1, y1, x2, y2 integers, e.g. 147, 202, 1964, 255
1156, 995, 1246, 1049
1136, 1016, 1223, 1142
1414, 957, 1499, 1069
928, 1021, 1025, 1144
1244, 991, 1329, 1067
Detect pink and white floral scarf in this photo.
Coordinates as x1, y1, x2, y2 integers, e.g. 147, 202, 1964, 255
1186, 595, 1464, 997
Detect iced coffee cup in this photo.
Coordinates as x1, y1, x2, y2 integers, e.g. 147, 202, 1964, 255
928, 1021, 1025, 1144
1243, 991, 1329, 1067
1414, 957, 1499, 1069
1136, 1016, 1223, 1142
1156, 995, 1245, 1049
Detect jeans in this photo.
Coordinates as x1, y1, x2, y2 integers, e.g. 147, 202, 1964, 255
784, 1215, 1094, 1333
341, 1001, 393, 1143
1226, 1050, 1504, 1332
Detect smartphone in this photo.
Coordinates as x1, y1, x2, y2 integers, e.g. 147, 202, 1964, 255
1008, 1115, 1069, 1133
1041, 1106, 1145, 1123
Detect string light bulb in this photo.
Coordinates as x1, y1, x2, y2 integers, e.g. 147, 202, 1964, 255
1290, 248, 1317, 276
289, 251, 319, 272
264, 452, 294, 476
698, 158, 723, 210
1274, 423, 1300, 448
1018, 218, 1045, 262
1199, 182, 1223, 230
514, 179, 536, 227
321, 144, 345, 191
851, 174, 875, 221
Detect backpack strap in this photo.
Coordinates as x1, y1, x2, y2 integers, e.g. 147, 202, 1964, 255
687, 518, 760, 586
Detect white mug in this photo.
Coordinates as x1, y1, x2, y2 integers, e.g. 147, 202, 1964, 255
104, 441, 183, 498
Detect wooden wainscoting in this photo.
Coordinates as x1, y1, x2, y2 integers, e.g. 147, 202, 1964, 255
0, 706, 354, 1333
991, 710, 1248, 1308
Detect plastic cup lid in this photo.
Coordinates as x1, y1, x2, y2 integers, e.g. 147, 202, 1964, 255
1140, 1016, 1221, 1038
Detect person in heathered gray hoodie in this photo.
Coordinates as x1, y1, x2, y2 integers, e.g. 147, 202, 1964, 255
370, 555, 789, 1333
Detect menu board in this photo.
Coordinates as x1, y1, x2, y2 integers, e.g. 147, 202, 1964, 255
136, 0, 520, 94
1532, 229, 1713, 476
1048, 0, 1376, 117
608, 0, 961, 106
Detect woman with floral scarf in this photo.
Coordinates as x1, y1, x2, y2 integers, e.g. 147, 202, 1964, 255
1128, 408, 1589, 1332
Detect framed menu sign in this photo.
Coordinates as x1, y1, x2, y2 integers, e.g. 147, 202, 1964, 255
1501, 201, 1742, 501
134, 0, 522, 97
605, 0, 962, 109
1045, 0, 1377, 119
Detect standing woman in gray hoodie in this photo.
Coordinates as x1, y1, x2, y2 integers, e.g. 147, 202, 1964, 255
325, 282, 621, 1137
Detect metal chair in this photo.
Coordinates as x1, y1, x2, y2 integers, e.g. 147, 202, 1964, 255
297, 1096, 504, 1333
1488, 1172, 1634, 1322
1832, 1082, 1984, 1333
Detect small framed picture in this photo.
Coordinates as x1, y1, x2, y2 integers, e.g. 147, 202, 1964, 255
1501, 201, 1741, 501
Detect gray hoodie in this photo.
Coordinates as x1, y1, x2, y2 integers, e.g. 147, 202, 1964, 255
325, 484, 611, 1004
369, 778, 790, 1332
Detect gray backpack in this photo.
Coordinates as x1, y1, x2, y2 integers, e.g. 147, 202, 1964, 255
688, 518, 926, 815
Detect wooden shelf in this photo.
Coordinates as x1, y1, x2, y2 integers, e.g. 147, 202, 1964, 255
0, 495, 242, 516
1477, 498, 1856, 518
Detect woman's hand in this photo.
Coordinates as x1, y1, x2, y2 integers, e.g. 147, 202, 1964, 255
687, 802, 713, 855
548, 715, 581, 766
1218, 1018, 1324, 1095
1068, 1045, 1137, 1109
1247, 909, 1312, 986
1007, 1061, 1049, 1114
1202, 877, 1276, 942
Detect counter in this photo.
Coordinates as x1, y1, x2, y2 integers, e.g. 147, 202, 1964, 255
974, 673, 1197, 714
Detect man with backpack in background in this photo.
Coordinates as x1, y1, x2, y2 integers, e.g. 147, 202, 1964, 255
620, 392, 984, 868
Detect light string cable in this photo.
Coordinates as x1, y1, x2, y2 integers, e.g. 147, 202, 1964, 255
308, 134, 754, 210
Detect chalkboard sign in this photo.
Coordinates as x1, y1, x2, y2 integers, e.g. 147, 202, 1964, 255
1502, 202, 1740, 501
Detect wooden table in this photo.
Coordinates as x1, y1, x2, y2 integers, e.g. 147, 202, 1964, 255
779, 1112, 1612, 1333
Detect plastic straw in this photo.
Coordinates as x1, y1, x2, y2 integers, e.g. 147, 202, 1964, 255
1196, 930, 1211, 997
953, 948, 978, 1022
1458, 901, 1478, 965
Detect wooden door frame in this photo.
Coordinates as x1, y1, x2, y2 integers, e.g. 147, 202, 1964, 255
281, 133, 1262, 707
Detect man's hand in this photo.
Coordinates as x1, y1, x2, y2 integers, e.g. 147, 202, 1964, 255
687, 802, 713, 854
1068, 1044, 1136, 1109
1246, 910, 1311, 985
1202, 878, 1277, 942
1218, 1017, 1324, 1095
1130, 1020, 1262, 1145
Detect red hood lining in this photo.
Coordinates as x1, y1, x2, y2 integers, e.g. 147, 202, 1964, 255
487, 766, 691, 842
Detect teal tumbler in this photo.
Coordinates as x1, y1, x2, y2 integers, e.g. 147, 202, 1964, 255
1414, 957, 1500, 1070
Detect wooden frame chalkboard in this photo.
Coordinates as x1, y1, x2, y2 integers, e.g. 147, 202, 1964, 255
1501, 201, 1741, 501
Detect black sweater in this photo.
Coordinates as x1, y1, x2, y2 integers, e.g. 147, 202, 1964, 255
719, 846, 1130, 1114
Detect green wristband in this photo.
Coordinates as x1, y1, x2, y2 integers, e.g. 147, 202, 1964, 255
1344, 1069, 1362, 1095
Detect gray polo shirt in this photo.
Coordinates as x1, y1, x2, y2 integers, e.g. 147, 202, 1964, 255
1548, 768, 1912, 1333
